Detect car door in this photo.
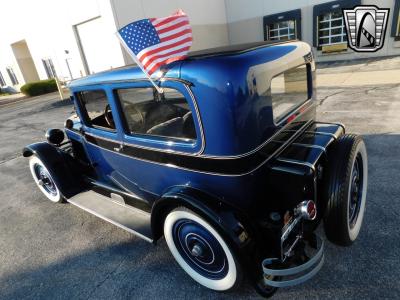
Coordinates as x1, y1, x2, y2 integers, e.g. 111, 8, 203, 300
74, 86, 124, 184
108, 80, 204, 201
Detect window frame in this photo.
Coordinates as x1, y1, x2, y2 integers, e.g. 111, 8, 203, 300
114, 86, 198, 143
75, 88, 118, 133
111, 80, 204, 155
392, 0, 400, 40
270, 63, 312, 125
263, 9, 302, 41
313, 0, 361, 49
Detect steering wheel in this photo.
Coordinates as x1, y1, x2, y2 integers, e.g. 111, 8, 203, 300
104, 104, 115, 129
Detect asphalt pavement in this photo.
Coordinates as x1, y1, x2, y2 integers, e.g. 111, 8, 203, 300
0, 57, 399, 299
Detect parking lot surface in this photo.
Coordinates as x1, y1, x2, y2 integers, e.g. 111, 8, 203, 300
0, 57, 400, 299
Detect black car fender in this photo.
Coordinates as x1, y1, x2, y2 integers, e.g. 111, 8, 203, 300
23, 142, 85, 198
151, 185, 262, 278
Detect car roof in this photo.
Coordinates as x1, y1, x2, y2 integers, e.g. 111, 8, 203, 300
186, 40, 295, 59
68, 40, 298, 89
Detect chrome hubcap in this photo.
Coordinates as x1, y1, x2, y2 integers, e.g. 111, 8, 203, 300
172, 219, 228, 279
34, 164, 57, 196
191, 243, 204, 257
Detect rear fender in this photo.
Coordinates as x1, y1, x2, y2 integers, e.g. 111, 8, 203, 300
23, 142, 85, 198
151, 185, 261, 279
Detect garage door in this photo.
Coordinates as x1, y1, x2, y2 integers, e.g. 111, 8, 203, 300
76, 16, 125, 74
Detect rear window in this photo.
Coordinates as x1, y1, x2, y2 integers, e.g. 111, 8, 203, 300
270, 64, 309, 123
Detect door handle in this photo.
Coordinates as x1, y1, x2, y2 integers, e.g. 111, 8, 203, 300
113, 144, 124, 152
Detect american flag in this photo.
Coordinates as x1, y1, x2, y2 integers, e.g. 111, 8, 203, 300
117, 10, 192, 75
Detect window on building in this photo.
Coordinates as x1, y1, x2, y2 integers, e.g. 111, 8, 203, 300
42, 58, 57, 79
0, 72, 6, 87
6, 67, 19, 85
268, 21, 296, 41
317, 10, 347, 47
392, 0, 400, 39
264, 9, 302, 41
313, 0, 361, 49
269, 64, 309, 123
116, 87, 197, 141
77, 90, 116, 131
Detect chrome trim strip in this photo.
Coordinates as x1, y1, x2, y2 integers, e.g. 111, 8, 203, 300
305, 131, 337, 139
272, 140, 327, 152
69, 77, 192, 89
276, 158, 316, 171
82, 119, 314, 177
70, 98, 315, 160
292, 143, 326, 152
314, 121, 345, 131
185, 85, 206, 155
83, 118, 314, 161
67, 197, 153, 243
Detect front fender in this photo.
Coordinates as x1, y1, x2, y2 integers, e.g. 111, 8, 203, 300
151, 185, 262, 280
23, 142, 85, 198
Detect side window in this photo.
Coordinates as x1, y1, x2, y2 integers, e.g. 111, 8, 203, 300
116, 87, 197, 141
77, 90, 116, 131
269, 65, 309, 123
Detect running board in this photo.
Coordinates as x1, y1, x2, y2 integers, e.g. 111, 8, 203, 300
67, 190, 153, 242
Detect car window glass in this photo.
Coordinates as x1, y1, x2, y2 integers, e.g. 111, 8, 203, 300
116, 87, 197, 141
77, 90, 116, 131
270, 65, 309, 123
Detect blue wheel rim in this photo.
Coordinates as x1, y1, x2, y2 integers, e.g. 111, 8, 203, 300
172, 218, 229, 280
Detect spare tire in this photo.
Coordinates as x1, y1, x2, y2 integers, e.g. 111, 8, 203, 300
322, 134, 368, 246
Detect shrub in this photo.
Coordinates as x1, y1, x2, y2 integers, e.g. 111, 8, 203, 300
20, 79, 58, 96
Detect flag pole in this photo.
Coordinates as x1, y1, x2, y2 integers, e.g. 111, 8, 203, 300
116, 33, 164, 94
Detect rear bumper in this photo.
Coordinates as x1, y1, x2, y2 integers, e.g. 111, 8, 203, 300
262, 235, 324, 288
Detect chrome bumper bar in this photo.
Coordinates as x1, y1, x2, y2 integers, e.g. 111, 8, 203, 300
262, 236, 324, 288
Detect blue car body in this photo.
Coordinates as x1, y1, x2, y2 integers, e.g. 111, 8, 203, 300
24, 40, 360, 294
65, 41, 319, 212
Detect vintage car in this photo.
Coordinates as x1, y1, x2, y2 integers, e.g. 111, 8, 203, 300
24, 40, 368, 297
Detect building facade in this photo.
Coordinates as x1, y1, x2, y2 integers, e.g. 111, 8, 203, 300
226, 0, 400, 61
0, 0, 399, 91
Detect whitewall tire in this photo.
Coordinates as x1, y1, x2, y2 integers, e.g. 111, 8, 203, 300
323, 134, 368, 246
164, 207, 240, 291
29, 156, 62, 203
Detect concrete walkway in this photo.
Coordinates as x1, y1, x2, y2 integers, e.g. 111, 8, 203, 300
317, 55, 400, 87
317, 69, 400, 87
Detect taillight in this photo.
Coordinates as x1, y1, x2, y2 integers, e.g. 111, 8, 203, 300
296, 200, 317, 220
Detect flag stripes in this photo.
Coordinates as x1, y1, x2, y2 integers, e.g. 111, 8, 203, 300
118, 10, 192, 76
